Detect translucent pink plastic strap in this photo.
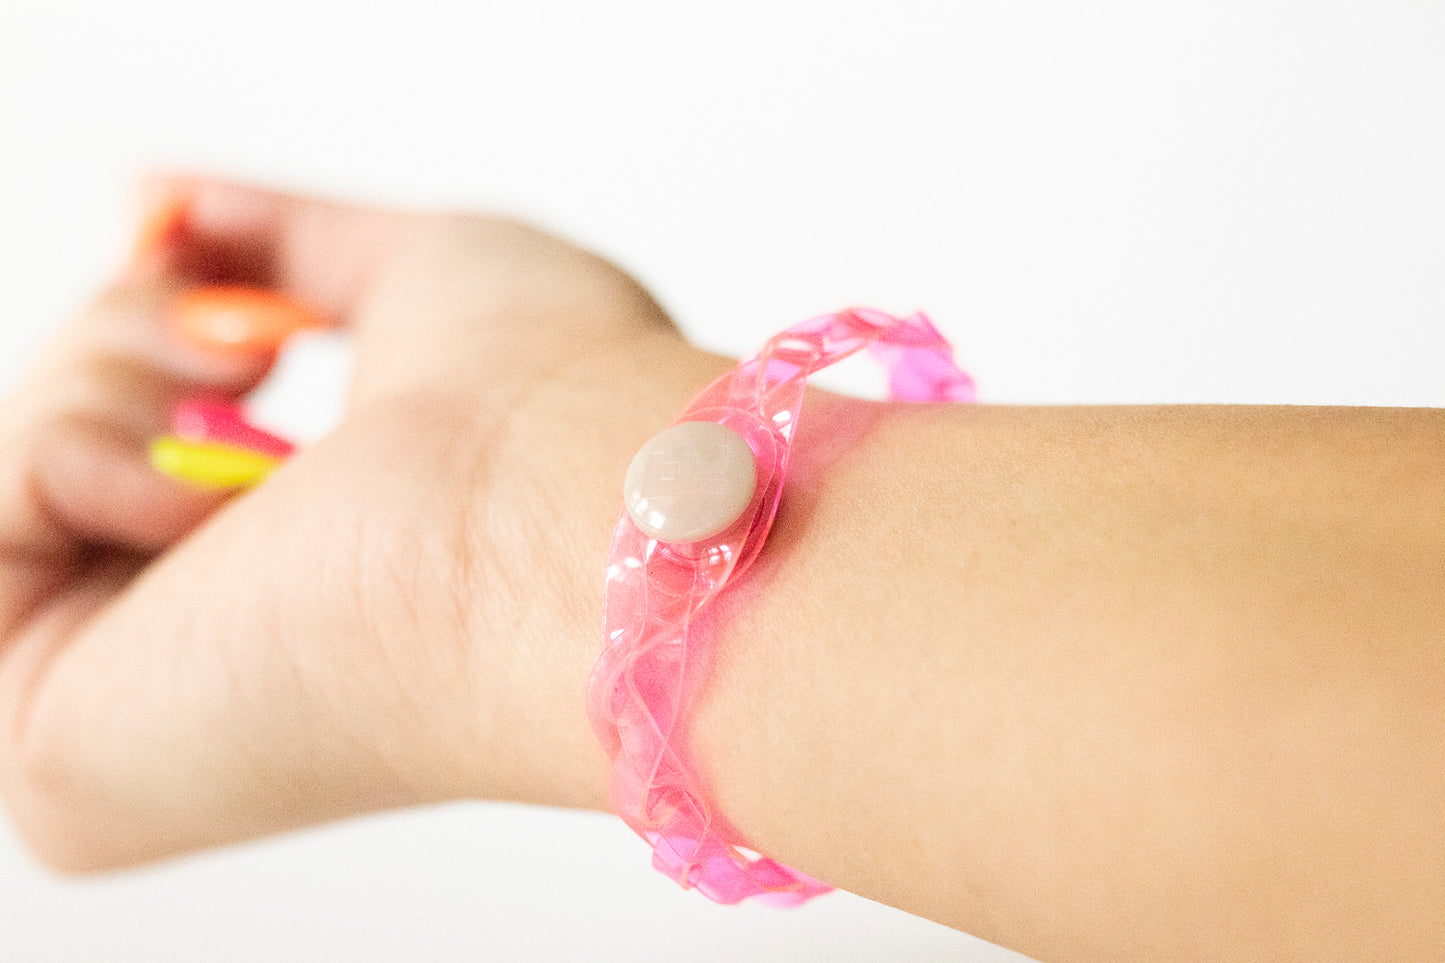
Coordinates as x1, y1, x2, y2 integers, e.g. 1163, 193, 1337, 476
587, 307, 975, 906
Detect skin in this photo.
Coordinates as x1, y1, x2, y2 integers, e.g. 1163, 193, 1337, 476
0, 177, 1441, 961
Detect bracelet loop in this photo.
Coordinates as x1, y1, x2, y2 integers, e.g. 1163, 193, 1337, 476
588, 307, 975, 905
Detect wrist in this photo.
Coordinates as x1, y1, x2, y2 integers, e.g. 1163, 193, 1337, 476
455, 326, 735, 811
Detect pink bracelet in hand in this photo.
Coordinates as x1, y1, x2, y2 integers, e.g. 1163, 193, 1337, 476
588, 307, 976, 906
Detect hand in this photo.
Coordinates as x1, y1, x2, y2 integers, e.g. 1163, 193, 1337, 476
0, 178, 729, 870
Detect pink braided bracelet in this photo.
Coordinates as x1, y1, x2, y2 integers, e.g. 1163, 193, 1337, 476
587, 307, 975, 905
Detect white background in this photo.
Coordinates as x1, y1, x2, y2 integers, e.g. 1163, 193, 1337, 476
1, 1, 1442, 960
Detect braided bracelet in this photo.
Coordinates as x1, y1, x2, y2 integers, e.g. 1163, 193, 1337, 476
587, 307, 975, 905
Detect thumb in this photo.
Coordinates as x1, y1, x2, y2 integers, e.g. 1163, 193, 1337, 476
155, 172, 405, 321
170, 176, 672, 405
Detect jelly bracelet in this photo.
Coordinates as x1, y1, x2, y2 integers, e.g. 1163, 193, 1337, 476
588, 307, 976, 906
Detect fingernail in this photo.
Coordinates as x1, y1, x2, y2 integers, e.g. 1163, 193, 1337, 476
149, 436, 282, 489
172, 398, 297, 459
171, 285, 328, 355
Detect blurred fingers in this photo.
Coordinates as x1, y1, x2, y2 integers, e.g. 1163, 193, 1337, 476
152, 175, 676, 405
151, 173, 407, 321
0, 215, 284, 633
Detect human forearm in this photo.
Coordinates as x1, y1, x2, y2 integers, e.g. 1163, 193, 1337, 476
495, 358, 1444, 956
676, 402, 1445, 959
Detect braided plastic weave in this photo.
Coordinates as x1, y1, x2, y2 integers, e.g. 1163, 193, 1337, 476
588, 307, 975, 905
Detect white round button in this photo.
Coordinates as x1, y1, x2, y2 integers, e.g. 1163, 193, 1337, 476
623, 421, 758, 542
